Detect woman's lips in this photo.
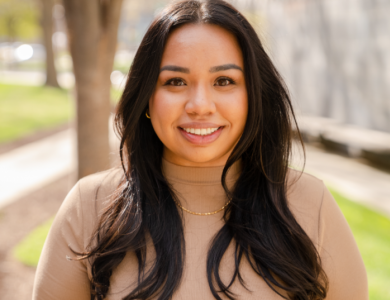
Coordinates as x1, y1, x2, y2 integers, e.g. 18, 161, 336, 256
179, 126, 224, 145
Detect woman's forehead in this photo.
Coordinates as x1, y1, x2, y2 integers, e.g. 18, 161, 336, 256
161, 23, 244, 69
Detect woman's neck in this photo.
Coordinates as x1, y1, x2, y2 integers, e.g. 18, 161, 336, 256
162, 147, 232, 168
161, 157, 242, 216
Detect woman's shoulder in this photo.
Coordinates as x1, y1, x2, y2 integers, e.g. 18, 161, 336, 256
55, 167, 125, 249
56, 167, 124, 224
78, 167, 124, 199
285, 168, 326, 245
285, 170, 368, 298
286, 167, 325, 204
76, 167, 125, 213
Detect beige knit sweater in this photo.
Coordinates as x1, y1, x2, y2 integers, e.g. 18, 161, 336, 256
33, 158, 368, 299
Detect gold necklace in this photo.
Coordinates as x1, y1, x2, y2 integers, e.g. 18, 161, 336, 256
173, 198, 232, 216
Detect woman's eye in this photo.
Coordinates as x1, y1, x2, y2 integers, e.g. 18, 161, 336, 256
165, 78, 186, 86
215, 77, 235, 86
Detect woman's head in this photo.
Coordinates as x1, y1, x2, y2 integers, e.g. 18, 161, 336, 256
116, 0, 291, 179
82, 1, 328, 299
150, 23, 248, 167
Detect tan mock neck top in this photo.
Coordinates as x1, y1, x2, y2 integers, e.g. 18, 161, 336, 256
33, 159, 368, 299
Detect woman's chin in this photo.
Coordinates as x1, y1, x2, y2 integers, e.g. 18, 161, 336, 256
163, 148, 230, 167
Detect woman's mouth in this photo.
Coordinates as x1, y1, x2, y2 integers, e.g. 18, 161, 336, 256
178, 126, 224, 145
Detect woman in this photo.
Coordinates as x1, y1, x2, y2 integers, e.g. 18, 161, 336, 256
33, 0, 368, 299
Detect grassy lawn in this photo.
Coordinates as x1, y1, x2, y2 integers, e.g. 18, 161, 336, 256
0, 83, 73, 143
12, 186, 390, 299
0, 83, 124, 144
331, 188, 390, 300
13, 217, 54, 267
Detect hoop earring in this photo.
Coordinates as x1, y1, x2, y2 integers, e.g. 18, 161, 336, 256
145, 110, 151, 119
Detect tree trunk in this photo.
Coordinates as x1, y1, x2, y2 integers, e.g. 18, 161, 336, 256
41, 0, 60, 88
62, 0, 123, 179
6, 16, 17, 43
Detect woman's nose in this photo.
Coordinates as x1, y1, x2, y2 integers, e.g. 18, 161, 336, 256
184, 84, 216, 116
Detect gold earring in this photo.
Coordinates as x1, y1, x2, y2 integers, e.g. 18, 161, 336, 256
145, 110, 151, 119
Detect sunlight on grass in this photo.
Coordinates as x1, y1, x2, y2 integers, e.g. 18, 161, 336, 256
0, 83, 125, 144
0, 83, 73, 143
13, 217, 54, 267
111, 87, 123, 104
328, 188, 390, 300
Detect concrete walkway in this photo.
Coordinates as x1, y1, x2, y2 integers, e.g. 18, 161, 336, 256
0, 129, 76, 208
0, 70, 75, 89
0, 70, 126, 90
0, 128, 389, 217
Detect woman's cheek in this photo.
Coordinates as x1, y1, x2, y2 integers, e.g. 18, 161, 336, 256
216, 90, 247, 127
150, 90, 182, 135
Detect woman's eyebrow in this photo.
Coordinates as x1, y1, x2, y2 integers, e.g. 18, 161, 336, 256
160, 65, 190, 73
209, 64, 243, 73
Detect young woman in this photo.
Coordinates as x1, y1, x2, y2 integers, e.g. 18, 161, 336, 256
33, 0, 368, 299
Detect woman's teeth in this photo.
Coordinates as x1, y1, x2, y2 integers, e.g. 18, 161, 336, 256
182, 127, 220, 136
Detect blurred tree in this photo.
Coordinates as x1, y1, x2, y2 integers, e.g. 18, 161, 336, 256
62, 0, 123, 179
39, 0, 59, 87
0, 0, 40, 41
0, 0, 59, 87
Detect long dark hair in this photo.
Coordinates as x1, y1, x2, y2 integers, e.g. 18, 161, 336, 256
76, 1, 328, 299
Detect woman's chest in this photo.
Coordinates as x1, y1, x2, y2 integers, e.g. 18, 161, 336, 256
103, 219, 287, 300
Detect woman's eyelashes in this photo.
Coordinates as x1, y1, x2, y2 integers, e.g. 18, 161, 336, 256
164, 78, 186, 86
214, 76, 236, 86
163, 76, 236, 87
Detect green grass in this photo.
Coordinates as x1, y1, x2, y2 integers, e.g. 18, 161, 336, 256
12, 186, 390, 299
113, 61, 131, 74
0, 83, 73, 143
13, 217, 54, 267
329, 188, 390, 300
111, 86, 124, 104
0, 83, 124, 144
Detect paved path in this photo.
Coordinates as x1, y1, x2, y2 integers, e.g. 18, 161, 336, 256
0, 130, 389, 217
0, 130, 76, 208
0, 70, 75, 89
0, 70, 126, 90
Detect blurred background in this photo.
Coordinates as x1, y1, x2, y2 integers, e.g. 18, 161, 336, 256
0, 0, 389, 298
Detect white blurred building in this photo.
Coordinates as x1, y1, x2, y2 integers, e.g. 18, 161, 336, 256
232, 0, 390, 133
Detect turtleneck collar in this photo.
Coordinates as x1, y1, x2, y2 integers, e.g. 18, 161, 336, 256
161, 157, 242, 185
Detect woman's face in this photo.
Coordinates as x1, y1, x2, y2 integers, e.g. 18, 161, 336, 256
149, 23, 248, 167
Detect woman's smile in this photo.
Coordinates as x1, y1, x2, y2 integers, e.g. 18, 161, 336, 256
178, 125, 225, 145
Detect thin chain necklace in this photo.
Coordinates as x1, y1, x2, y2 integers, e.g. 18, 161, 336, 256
173, 198, 232, 216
